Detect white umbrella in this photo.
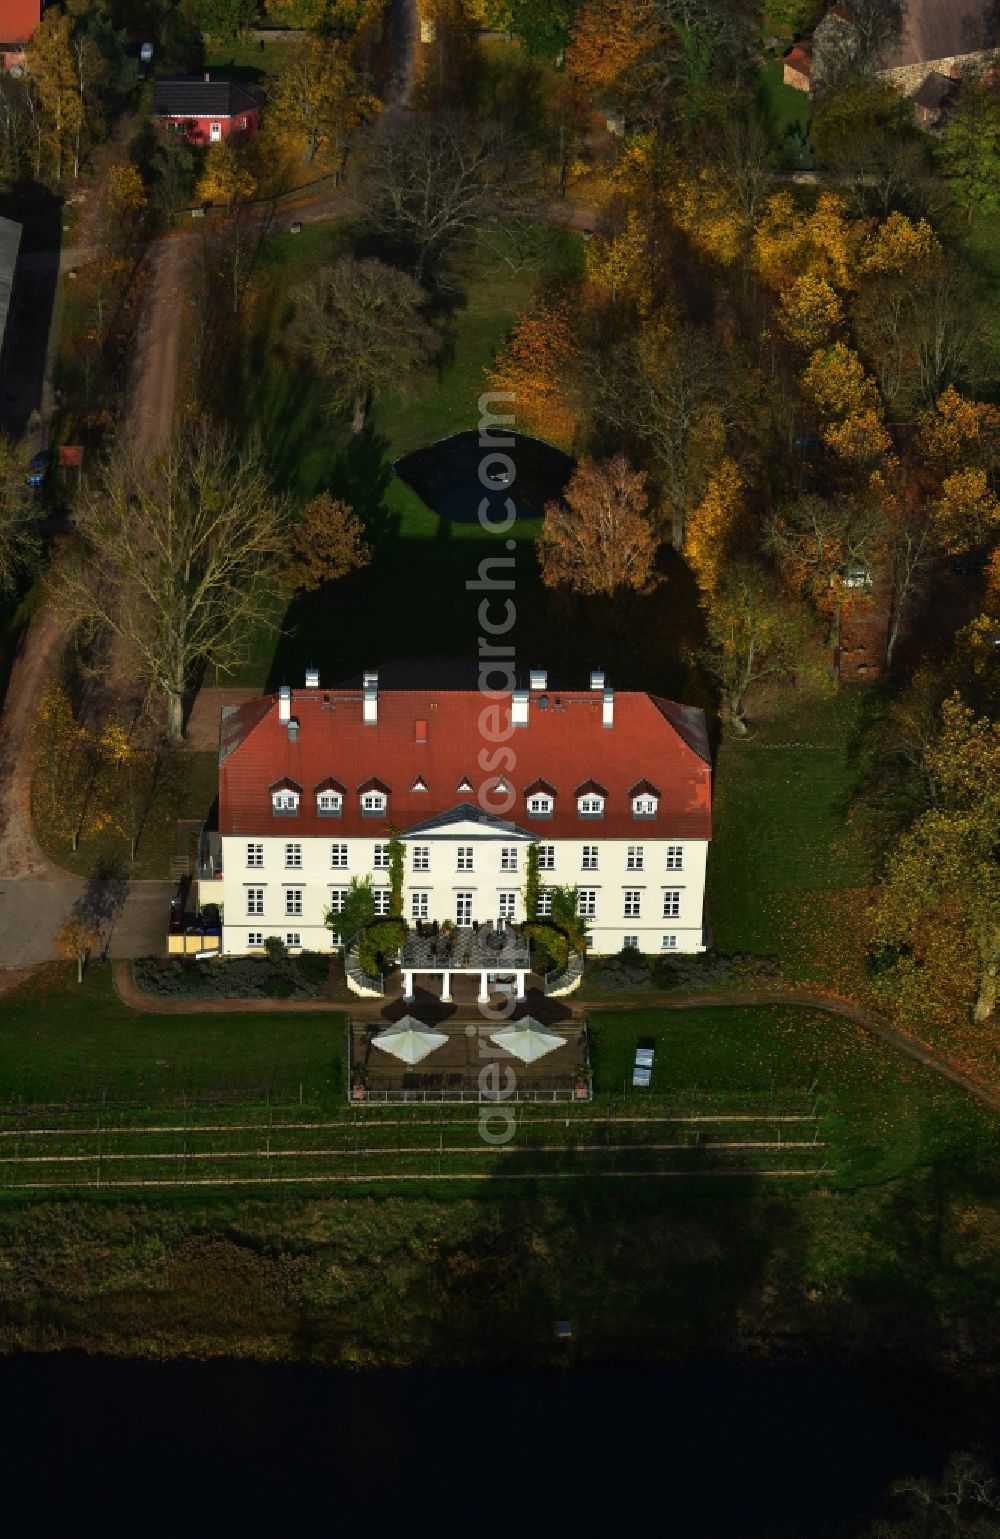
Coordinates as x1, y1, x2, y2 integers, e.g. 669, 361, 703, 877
372, 1017, 448, 1065
488, 1018, 566, 1064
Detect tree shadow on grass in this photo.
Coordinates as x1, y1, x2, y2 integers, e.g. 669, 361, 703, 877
73, 854, 128, 962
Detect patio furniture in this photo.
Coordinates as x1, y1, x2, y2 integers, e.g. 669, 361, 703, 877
632, 1038, 655, 1088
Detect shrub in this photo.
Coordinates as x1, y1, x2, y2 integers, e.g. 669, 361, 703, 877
264, 935, 288, 962
262, 974, 295, 999
295, 951, 330, 986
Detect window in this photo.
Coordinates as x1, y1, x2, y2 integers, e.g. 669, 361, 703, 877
661, 934, 678, 950
528, 794, 553, 816
579, 889, 597, 918
500, 847, 518, 872
285, 889, 303, 917
272, 789, 298, 814
373, 844, 390, 869
536, 890, 552, 917
330, 843, 348, 869
456, 846, 473, 871
632, 795, 658, 817
623, 935, 638, 950
286, 932, 301, 948
317, 790, 342, 815
412, 846, 430, 871
666, 846, 684, 870
246, 843, 263, 868
498, 891, 516, 921
328, 889, 346, 915
581, 845, 598, 871
247, 932, 264, 947
411, 891, 429, 920
361, 790, 387, 814
627, 845, 644, 871
285, 843, 302, 868
246, 888, 265, 915
662, 890, 681, 919
623, 890, 642, 918
537, 845, 555, 870
374, 889, 392, 917
456, 891, 473, 925
578, 795, 604, 817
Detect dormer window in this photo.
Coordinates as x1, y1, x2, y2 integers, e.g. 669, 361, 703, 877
456, 775, 474, 794
525, 778, 556, 818
270, 778, 302, 815
630, 779, 661, 818
576, 780, 607, 818
358, 777, 390, 815
314, 777, 345, 816
411, 775, 428, 793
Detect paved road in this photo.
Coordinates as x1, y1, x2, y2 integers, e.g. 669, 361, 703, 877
0, 879, 172, 965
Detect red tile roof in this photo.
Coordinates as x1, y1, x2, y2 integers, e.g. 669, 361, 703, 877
218, 683, 712, 841
0, 0, 40, 44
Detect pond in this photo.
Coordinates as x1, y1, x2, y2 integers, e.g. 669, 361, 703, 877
2, 1353, 995, 1535
393, 429, 575, 524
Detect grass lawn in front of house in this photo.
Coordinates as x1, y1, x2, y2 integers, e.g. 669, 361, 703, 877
0, 965, 346, 1107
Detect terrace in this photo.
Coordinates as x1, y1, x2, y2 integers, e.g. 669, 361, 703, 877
350, 1016, 592, 1103
400, 922, 532, 1003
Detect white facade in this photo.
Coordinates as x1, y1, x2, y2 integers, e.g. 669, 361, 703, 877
210, 813, 707, 957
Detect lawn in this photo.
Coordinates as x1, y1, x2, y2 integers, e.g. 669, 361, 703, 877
707, 688, 876, 976
588, 1003, 997, 1190
963, 209, 1000, 399
0, 965, 345, 1107
756, 60, 811, 148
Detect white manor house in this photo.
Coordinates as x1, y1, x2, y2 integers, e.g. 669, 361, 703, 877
201, 664, 712, 979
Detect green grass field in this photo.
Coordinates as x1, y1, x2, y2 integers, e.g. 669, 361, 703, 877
707, 689, 875, 970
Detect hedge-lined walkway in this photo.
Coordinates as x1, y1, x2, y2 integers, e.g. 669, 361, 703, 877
112, 963, 1000, 1113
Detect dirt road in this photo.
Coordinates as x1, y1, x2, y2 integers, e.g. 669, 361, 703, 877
128, 236, 196, 461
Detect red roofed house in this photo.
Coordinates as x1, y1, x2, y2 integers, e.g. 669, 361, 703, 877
152, 73, 263, 145
1, 0, 41, 73
202, 665, 712, 993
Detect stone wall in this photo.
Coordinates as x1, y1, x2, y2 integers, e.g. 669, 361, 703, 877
877, 46, 1000, 95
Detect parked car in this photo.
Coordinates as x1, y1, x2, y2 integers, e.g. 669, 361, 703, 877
25, 452, 47, 489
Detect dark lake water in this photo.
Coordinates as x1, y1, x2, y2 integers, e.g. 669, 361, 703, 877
394, 429, 574, 523
1, 1353, 994, 1535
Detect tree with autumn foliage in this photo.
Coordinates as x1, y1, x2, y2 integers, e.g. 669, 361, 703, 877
564, 0, 660, 115
538, 455, 657, 597
268, 35, 378, 166
32, 680, 105, 854
871, 694, 1000, 1026
54, 915, 100, 983
196, 141, 256, 206
683, 456, 743, 602
915, 387, 1000, 555
702, 563, 807, 736
283, 494, 372, 593
766, 491, 884, 652
485, 300, 580, 448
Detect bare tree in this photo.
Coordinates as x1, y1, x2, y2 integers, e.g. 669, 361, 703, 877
363, 112, 527, 282
590, 323, 747, 548
57, 422, 287, 744
702, 562, 806, 736
291, 256, 438, 433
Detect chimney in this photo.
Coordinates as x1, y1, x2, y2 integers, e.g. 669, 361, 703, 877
415, 718, 427, 743
278, 684, 291, 724
590, 669, 605, 691
288, 717, 299, 742
511, 687, 529, 727
529, 667, 547, 691
363, 669, 378, 726
602, 687, 614, 728
304, 666, 320, 688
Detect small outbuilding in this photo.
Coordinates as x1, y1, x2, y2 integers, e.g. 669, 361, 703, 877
152, 74, 263, 145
